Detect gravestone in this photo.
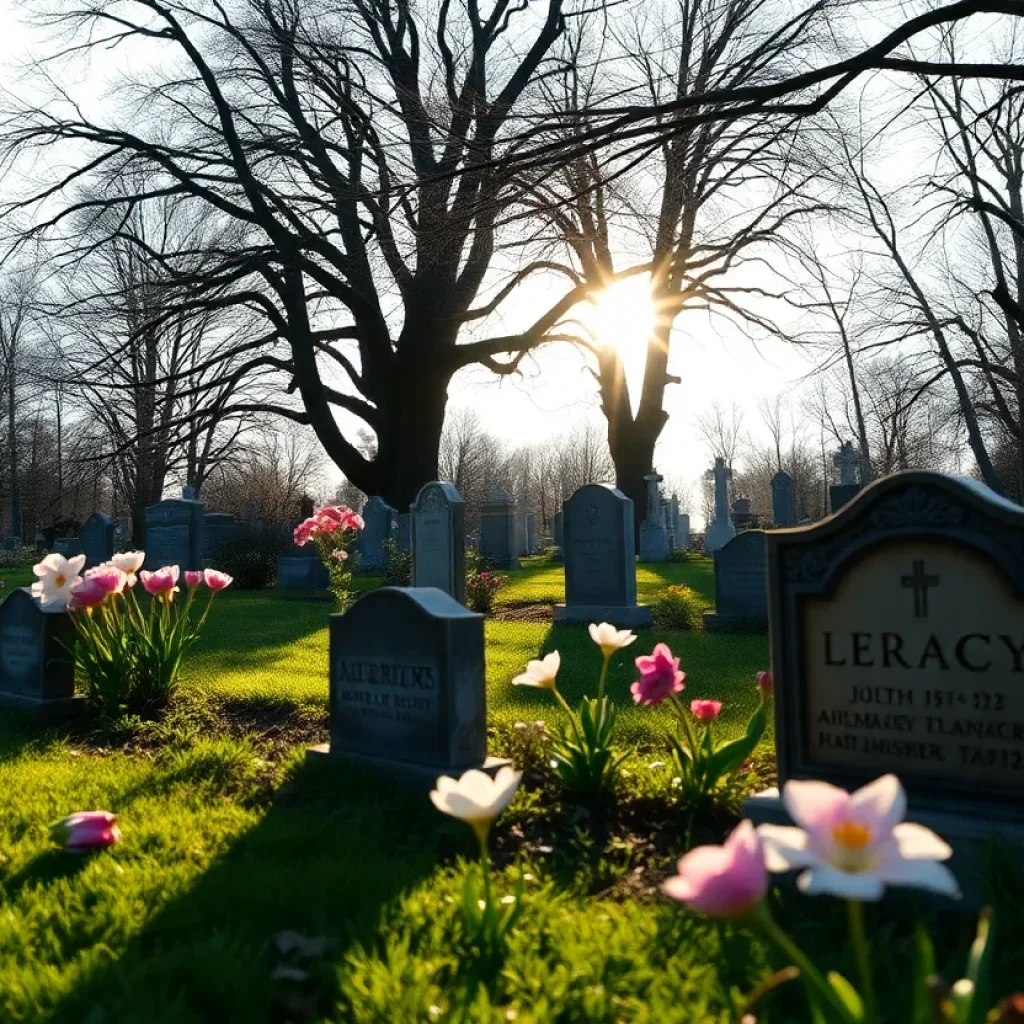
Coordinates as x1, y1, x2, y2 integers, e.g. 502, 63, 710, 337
670, 495, 681, 549
411, 482, 465, 604
145, 499, 205, 571
552, 510, 564, 562
705, 457, 737, 553
639, 472, 669, 561
81, 513, 115, 568
525, 513, 538, 555
745, 471, 1024, 899
204, 512, 241, 556
478, 491, 519, 568
396, 512, 412, 552
771, 471, 796, 527
53, 537, 83, 558
677, 513, 691, 550
703, 530, 767, 632
830, 441, 862, 513
358, 496, 397, 570
515, 513, 528, 557
0, 588, 82, 717
308, 587, 508, 781
555, 484, 651, 626
830, 483, 862, 514
276, 555, 330, 589
731, 497, 756, 531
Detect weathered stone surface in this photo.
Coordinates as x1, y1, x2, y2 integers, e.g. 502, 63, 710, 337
145, 499, 205, 571
412, 482, 465, 604
703, 530, 767, 632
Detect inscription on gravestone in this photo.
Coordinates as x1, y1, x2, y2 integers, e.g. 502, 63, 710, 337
746, 472, 1024, 891
412, 482, 465, 603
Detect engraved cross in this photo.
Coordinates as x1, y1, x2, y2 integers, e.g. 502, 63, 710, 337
901, 559, 939, 618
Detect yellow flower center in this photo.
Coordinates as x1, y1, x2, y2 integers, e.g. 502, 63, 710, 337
54, 574, 67, 588
831, 820, 871, 850
828, 819, 875, 872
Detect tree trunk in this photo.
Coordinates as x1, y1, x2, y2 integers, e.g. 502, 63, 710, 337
8, 366, 19, 541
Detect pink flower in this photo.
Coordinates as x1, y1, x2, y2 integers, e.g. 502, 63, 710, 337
293, 518, 316, 547
69, 576, 110, 609
758, 774, 959, 901
203, 569, 233, 592
50, 810, 121, 853
630, 643, 685, 706
756, 671, 773, 698
185, 570, 203, 588
690, 699, 723, 722
330, 549, 348, 562
139, 565, 180, 597
662, 821, 768, 918
85, 566, 128, 596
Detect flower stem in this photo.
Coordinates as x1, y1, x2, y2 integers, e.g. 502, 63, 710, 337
847, 900, 878, 1024
596, 654, 610, 701
750, 903, 854, 1023
552, 686, 583, 741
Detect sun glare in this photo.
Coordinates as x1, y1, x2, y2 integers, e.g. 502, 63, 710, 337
585, 277, 657, 356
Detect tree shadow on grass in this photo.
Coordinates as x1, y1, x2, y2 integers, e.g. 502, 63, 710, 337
46, 757, 447, 1024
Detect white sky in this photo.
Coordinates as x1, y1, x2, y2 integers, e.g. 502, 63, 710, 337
0, 0, 828, 516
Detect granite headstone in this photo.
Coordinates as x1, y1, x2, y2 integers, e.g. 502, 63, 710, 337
479, 491, 519, 568
276, 555, 330, 589
308, 587, 508, 781
145, 499, 205, 571
639, 473, 669, 561
358, 496, 397, 570
771, 471, 796, 527
411, 482, 465, 604
81, 513, 115, 568
555, 484, 650, 626
703, 530, 768, 632
705, 457, 736, 553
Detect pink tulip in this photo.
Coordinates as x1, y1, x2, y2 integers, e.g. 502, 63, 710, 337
50, 810, 121, 853
756, 671, 774, 698
662, 821, 768, 918
203, 569, 233, 592
630, 643, 685, 706
185, 570, 203, 588
330, 549, 348, 562
70, 576, 110, 609
293, 518, 316, 546
85, 566, 128, 596
139, 565, 180, 597
690, 699, 723, 722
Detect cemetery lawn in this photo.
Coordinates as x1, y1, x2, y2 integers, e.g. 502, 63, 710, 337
1, 560, 1021, 1022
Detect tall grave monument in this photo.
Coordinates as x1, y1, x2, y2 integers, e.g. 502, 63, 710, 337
639, 472, 669, 561
746, 471, 1024, 897
479, 491, 519, 568
308, 587, 508, 781
830, 441, 862, 513
705, 457, 736, 553
771, 471, 796, 526
555, 484, 651, 626
411, 482, 465, 604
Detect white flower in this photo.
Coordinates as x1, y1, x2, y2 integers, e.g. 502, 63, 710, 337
430, 767, 522, 835
110, 551, 145, 583
757, 774, 959, 901
511, 651, 560, 689
31, 553, 86, 609
588, 622, 637, 657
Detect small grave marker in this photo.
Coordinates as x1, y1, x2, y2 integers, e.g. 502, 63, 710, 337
703, 530, 768, 632
81, 513, 115, 568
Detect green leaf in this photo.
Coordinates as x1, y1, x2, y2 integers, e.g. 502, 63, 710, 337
827, 971, 864, 1022
706, 700, 769, 780
912, 924, 938, 1024
963, 909, 993, 1024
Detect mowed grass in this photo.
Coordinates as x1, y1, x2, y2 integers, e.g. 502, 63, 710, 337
0, 559, 1020, 1021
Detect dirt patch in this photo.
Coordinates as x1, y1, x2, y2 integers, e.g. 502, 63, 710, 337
491, 603, 554, 623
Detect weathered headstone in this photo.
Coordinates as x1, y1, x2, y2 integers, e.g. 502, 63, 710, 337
525, 513, 538, 555
145, 499, 205, 571
358, 496, 397, 571
555, 484, 651, 626
745, 471, 1024, 897
411, 482, 465, 604
81, 513, 115, 568
276, 555, 330, 589
830, 441, 862, 513
396, 512, 412, 552
552, 510, 564, 562
677, 513, 691, 550
479, 491, 519, 568
54, 537, 83, 558
705, 457, 737, 553
771, 471, 796, 526
703, 530, 767, 632
0, 589, 82, 717
308, 587, 508, 781
639, 472, 669, 561
204, 512, 241, 555
731, 497, 757, 531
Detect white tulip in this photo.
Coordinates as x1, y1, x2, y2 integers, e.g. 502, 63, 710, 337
430, 766, 522, 840
31, 553, 86, 610
588, 622, 637, 658
511, 651, 560, 689
110, 551, 146, 582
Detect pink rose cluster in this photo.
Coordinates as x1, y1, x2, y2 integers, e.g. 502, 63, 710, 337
293, 505, 364, 547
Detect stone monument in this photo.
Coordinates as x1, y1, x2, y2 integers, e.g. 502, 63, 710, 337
358, 496, 397, 570
771, 471, 796, 527
830, 441, 862, 513
145, 498, 205, 571
411, 482, 465, 604
703, 530, 767, 632
705, 458, 736, 553
478, 491, 519, 568
639, 472, 669, 561
81, 513, 115, 568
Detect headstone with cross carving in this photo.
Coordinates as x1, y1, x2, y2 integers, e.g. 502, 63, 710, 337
705, 457, 736, 553
830, 441, 862, 513
744, 470, 1024, 901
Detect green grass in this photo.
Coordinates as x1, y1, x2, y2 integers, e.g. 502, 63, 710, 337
0, 560, 1020, 1022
